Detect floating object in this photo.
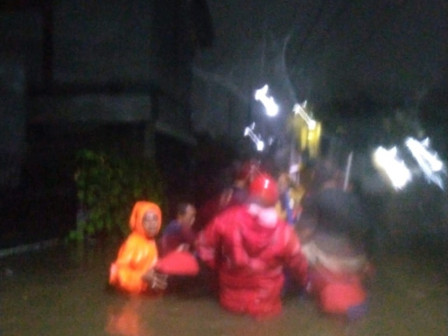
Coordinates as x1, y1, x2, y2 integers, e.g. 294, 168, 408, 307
156, 251, 199, 276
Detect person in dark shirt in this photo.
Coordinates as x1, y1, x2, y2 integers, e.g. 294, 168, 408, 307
299, 161, 369, 250
297, 160, 372, 319
159, 202, 196, 257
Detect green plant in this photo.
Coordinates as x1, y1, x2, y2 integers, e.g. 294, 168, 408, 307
69, 149, 165, 241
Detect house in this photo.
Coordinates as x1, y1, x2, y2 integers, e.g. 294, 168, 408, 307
0, 0, 213, 247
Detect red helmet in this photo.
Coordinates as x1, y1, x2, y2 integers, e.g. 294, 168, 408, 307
249, 173, 279, 206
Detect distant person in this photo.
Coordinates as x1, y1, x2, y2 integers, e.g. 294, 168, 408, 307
299, 160, 370, 252
194, 159, 260, 232
221, 159, 260, 208
109, 201, 167, 294
196, 173, 308, 319
159, 202, 197, 257
276, 171, 305, 225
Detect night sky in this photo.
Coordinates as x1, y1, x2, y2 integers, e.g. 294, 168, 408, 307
192, 0, 448, 136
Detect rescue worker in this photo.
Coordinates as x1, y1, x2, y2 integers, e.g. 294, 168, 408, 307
109, 201, 167, 294
196, 173, 308, 319
298, 161, 372, 319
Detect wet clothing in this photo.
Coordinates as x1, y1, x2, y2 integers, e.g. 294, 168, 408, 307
308, 264, 367, 317
299, 187, 370, 317
159, 219, 196, 257
225, 185, 249, 208
194, 197, 222, 232
196, 204, 308, 318
301, 233, 367, 273
109, 201, 162, 294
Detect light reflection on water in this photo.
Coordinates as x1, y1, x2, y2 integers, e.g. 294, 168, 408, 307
0, 241, 447, 336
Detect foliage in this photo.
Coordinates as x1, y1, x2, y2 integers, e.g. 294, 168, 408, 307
69, 149, 165, 242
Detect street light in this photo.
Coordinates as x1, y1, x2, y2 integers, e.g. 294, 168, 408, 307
254, 84, 279, 117
244, 123, 265, 152
373, 146, 412, 190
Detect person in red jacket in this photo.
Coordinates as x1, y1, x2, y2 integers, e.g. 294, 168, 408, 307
159, 202, 197, 257
196, 173, 308, 319
109, 201, 168, 294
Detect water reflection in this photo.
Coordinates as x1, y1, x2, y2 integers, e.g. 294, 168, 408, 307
105, 298, 153, 336
0, 241, 446, 336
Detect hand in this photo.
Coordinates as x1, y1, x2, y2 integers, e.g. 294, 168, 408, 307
142, 269, 168, 291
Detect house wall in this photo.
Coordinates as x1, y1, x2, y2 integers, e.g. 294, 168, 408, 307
0, 0, 197, 190
0, 59, 26, 190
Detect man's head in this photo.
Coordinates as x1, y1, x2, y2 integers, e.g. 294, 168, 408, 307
176, 202, 196, 227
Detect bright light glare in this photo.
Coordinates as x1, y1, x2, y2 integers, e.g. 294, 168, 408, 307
254, 84, 279, 117
244, 123, 265, 152
405, 137, 445, 189
289, 163, 299, 175
373, 146, 412, 190
293, 102, 316, 129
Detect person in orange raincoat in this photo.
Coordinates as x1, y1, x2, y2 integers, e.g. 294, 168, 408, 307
109, 201, 168, 294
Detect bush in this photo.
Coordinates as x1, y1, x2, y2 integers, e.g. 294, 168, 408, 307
69, 149, 165, 241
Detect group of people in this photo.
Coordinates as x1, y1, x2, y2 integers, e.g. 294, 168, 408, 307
108, 159, 373, 320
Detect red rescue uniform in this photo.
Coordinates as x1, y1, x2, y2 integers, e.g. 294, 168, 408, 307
196, 204, 308, 318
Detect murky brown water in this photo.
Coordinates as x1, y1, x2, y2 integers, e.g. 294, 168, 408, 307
1, 240, 447, 336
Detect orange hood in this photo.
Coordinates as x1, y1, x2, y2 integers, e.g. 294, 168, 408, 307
129, 201, 162, 236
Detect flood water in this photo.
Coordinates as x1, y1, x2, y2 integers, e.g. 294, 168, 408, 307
1, 238, 447, 336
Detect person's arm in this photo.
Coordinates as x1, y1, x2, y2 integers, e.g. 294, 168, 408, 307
110, 237, 160, 293
195, 217, 222, 269
141, 268, 168, 290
